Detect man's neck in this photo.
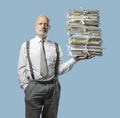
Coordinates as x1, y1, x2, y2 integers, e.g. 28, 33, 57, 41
37, 34, 47, 40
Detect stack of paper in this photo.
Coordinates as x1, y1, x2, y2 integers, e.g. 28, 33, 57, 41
67, 9, 103, 56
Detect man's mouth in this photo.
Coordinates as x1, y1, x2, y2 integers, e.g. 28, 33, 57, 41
40, 29, 47, 32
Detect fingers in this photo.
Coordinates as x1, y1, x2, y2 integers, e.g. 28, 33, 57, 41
85, 53, 95, 59
74, 54, 95, 61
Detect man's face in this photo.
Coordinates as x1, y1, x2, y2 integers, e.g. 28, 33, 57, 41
35, 16, 50, 38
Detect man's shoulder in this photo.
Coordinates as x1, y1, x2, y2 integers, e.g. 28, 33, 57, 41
47, 39, 58, 45
20, 37, 34, 47
23, 37, 36, 44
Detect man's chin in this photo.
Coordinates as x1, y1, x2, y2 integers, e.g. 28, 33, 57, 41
37, 33, 47, 38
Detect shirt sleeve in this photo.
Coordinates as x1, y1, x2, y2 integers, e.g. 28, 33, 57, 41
57, 45, 77, 75
17, 42, 29, 89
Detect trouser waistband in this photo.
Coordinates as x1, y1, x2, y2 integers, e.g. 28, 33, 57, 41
34, 77, 58, 84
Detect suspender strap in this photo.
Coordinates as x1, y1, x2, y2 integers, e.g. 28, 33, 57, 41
26, 41, 59, 79
26, 41, 35, 80
54, 42, 59, 77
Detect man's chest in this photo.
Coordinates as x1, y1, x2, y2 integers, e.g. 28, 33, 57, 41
29, 43, 57, 64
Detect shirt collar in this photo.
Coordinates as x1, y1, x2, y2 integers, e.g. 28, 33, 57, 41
35, 35, 48, 43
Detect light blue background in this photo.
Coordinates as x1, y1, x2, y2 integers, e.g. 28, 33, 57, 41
0, 0, 120, 118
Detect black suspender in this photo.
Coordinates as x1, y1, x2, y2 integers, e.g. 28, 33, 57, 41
26, 41, 35, 80
26, 41, 59, 79
54, 42, 59, 77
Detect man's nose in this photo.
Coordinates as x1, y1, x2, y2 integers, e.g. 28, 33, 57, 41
41, 24, 46, 28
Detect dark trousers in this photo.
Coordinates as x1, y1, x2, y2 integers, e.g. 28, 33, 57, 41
24, 79, 61, 118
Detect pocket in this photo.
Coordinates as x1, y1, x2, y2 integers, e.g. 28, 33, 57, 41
24, 81, 37, 96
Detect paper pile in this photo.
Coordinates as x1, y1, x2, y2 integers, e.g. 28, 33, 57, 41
67, 9, 103, 56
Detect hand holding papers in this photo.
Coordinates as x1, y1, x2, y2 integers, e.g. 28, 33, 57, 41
74, 54, 95, 61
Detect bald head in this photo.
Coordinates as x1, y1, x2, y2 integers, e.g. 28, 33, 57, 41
35, 15, 50, 26
35, 15, 50, 39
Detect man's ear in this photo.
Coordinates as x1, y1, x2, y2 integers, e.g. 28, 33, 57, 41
48, 25, 51, 30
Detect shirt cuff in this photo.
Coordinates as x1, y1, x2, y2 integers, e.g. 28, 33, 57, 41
23, 84, 28, 90
69, 58, 77, 64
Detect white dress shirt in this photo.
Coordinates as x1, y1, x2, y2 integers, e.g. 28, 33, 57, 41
18, 36, 76, 89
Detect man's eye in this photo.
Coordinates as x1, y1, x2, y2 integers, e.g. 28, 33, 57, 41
45, 24, 49, 27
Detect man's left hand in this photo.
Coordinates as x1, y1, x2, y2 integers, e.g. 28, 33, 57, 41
74, 53, 95, 61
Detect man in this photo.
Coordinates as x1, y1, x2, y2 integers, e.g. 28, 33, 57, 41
17, 15, 93, 118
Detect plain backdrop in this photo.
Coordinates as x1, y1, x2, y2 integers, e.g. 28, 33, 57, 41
0, 0, 120, 118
